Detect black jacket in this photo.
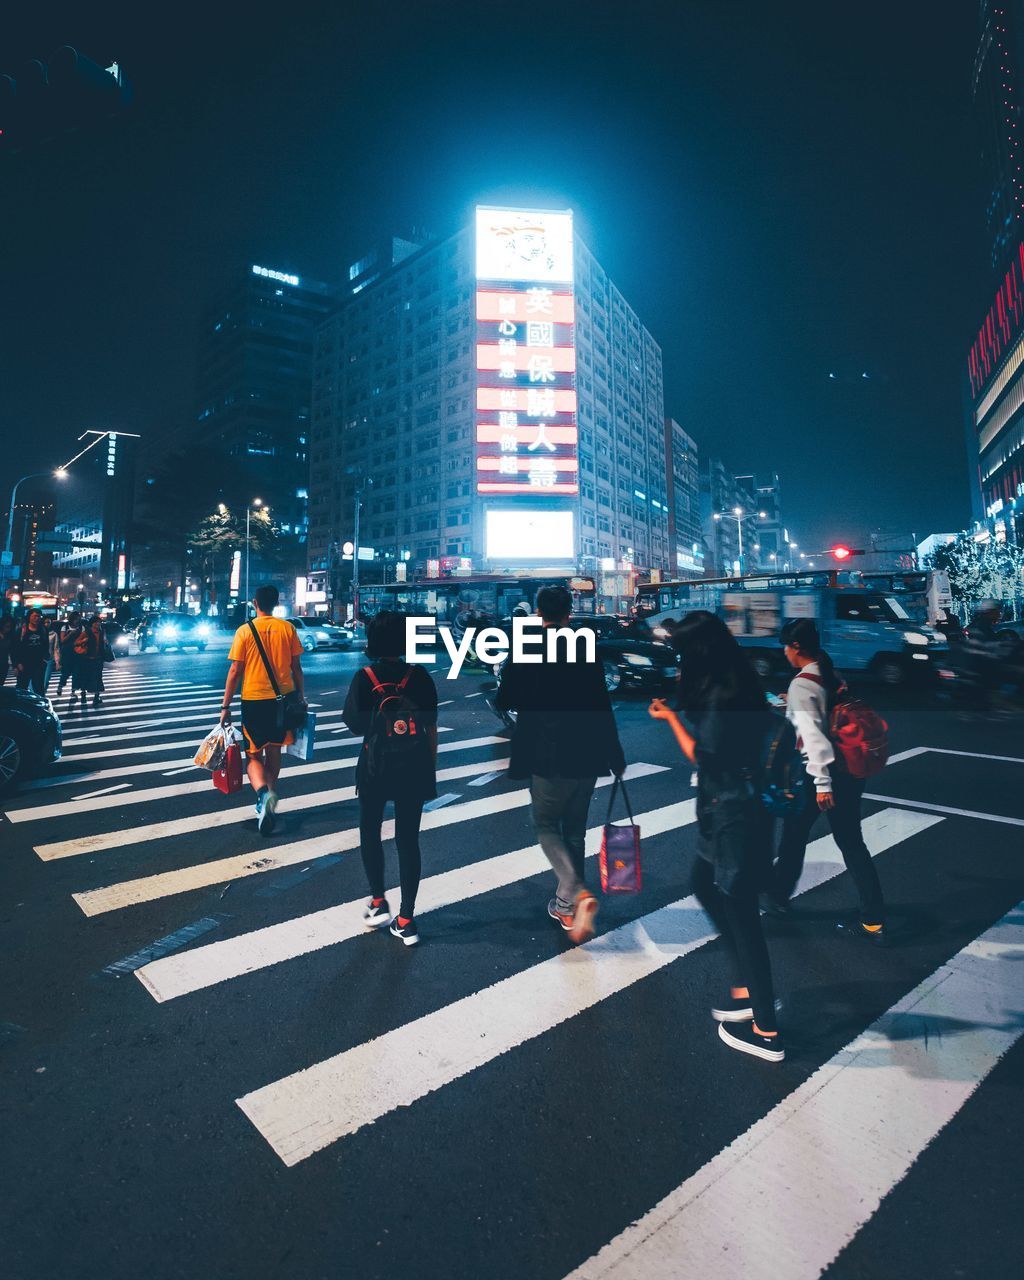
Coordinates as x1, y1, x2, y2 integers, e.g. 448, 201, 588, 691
496, 638, 626, 780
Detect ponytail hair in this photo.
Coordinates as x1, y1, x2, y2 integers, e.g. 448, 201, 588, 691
780, 617, 840, 696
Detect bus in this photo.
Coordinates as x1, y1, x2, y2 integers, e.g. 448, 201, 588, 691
634, 570, 949, 684
356, 573, 597, 626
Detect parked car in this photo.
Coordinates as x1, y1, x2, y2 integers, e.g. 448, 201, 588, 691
138, 613, 213, 653
0, 686, 62, 794
290, 616, 354, 651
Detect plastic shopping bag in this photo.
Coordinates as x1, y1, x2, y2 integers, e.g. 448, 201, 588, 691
285, 712, 317, 763
194, 724, 243, 772
599, 778, 642, 894
213, 742, 244, 795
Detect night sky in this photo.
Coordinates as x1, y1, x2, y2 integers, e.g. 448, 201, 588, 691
1, 1, 987, 553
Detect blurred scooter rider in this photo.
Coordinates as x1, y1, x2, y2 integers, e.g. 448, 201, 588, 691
963, 600, 1010, 712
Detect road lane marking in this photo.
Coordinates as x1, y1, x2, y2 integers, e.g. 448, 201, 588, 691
467, 770, 504, 787
15, 736, 506, 824
136, 800, 698, 1003
564, 901, 1024, 1280
920, 746, 1024, 765
72, 783, 132, 801
60, 707, 347, 746
235, 807, 939, 1166
52, 726, 452, 765
863, 792, 1024, 827
50, 758, 512, 862
101, 915, 231, 976
423, 793, 461, 810
70, 764, 667, 916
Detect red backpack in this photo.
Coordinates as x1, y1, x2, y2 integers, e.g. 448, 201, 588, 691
797, 671, 889, 779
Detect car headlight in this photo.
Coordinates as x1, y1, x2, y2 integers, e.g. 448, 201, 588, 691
625, 653, 653, 667
903, 631, 929, 646
196, 622, 211, 636
115, 635, 129, 647
158, 626, 177, 638
316, 630, 330, 641
653, 625, 670, 639
662, 666, 679, 677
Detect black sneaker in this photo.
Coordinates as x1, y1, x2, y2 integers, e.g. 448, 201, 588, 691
837, 920, 887, 946
390, 917, 419, 947
362, 898, 390, 929
718, 1021, 785, 1062
711, 996, 783, 1023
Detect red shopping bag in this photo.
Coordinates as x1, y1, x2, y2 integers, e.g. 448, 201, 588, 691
599, 778, 642, 894
213, 743, 244, 795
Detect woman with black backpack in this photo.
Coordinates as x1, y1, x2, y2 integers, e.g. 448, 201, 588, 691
766, 618, 887, 943
649, 611, 784, 1063
342, 610, 438, 947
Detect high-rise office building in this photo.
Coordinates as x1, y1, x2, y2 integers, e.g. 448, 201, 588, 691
195, 264, 334, 539
308, 208, 668, 610
734, 471, 791, 570
966, 4, 1024, 538
700, 457, 742, 577
973, 2, 1024, 273
664, 418, 703, 577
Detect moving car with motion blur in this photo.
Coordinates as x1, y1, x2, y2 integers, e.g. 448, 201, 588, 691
137, 613, 213, 653
489, 613, 678, 729
0, 686, 62, 794
290, 616, 354, 651
104, 621, 133, 656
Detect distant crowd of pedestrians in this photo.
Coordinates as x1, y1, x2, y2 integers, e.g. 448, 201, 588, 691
0, 609, 113, 706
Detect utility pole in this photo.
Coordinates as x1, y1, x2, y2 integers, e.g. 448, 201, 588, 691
351, 477, 372, 620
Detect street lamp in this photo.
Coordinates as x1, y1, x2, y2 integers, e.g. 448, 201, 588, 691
245, 498, 265, 607
712, 506, 765, 575
3, 469, 67, 562
351, 477, 373, 620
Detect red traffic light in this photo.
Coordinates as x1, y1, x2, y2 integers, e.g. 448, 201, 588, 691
831, 545, 852, 561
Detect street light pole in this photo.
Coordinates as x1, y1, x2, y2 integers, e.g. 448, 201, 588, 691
351, 477, 372, 620
245, 498, 264, 609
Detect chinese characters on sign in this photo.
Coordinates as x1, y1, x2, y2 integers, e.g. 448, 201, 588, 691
474, 208, 578, 495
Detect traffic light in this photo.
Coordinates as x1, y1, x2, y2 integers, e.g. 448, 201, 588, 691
829, 545, 865, 561
0, 47, 131, 154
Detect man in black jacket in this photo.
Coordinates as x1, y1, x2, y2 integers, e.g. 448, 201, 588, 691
495, 585, 626, 943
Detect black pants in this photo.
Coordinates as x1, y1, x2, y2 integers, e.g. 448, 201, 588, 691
358, 791, 424, 920
16, 664, 47, 696
773, 769, 885, 923
692, 856, 778, 1033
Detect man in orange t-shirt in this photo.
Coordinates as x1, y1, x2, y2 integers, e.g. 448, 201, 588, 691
220, 584, 306, 834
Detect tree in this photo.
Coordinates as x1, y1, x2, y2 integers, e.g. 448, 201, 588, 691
927, 533, 1024, 622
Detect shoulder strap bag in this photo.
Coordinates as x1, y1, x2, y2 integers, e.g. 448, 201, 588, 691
247, 620, 307, 732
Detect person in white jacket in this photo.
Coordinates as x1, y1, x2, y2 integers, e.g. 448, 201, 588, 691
767, 618, 887, 943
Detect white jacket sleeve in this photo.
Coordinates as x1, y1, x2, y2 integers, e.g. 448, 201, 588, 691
786, 675, 835, 792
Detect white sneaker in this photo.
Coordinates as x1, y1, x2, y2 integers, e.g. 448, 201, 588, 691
363, 898, 390, 929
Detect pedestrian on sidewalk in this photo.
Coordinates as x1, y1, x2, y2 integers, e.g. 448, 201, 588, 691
54, 612, 83, 697
220, 585, 306, 836
0, 616, 14, 685
12, 609, 49, 696
495, 584, 626, 945
649, 611, 784, 1063
343, 610, 438, 947
767, 618, 887, 944
72, 615, 113, 708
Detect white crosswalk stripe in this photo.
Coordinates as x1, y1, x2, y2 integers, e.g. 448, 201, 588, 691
68, 763, 667, 915
10, 736, 506, 821
235, 807, 940, 1166
135, 799, 700, 1002
565, 900, 1024, 1280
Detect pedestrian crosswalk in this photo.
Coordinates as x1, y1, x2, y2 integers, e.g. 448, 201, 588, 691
9, 667, 1023, 1278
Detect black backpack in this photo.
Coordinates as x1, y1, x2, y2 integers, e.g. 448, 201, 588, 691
362, 665, 428, 781
760, 712, 808, 816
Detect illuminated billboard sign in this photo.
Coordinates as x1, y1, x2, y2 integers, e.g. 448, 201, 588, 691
475, 206, 578, 497
485, 509, 574, 561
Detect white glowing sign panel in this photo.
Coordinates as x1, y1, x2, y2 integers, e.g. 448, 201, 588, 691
486, 509, 574, 561
252, 264, 300, 287
475, 207, 578, 497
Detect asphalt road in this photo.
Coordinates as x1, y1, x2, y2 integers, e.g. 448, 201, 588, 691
1, 646, 1023, 1280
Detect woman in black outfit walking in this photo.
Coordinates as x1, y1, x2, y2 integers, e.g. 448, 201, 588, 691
649, 611, 784, 1063
12, 609, 50, 695
343, 611, 438, 947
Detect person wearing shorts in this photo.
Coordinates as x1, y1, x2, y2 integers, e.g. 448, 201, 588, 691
220, 584, 306, 834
